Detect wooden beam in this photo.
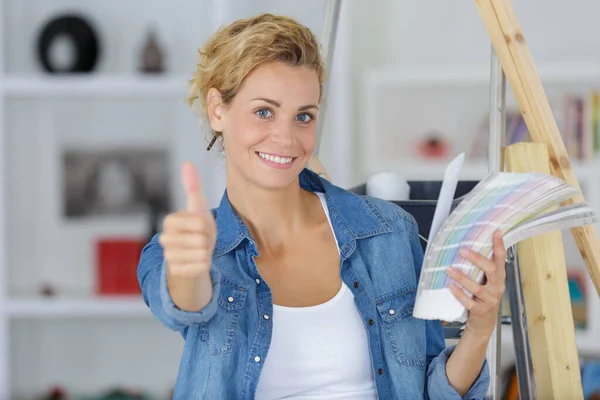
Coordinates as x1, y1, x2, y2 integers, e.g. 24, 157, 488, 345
505, 142, 583, 400
475, 0, 600, 296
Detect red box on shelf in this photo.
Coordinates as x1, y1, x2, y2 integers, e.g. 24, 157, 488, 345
96, 238, 146, 295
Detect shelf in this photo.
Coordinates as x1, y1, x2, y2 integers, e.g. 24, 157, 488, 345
0, 75, 190, 98
5, 296, 152, 318
371, 157, 600, 180
365, 62, 600, 87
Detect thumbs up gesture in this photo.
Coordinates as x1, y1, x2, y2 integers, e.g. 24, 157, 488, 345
159, 162, 216, 280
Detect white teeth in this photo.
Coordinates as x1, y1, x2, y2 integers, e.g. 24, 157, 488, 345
258, 152, 293, 164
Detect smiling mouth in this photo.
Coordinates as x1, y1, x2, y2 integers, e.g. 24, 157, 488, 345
256, 151, 296, 165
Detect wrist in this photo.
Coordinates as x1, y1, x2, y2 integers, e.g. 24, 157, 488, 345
167, 267, 213, 312
462, 325, 493, 346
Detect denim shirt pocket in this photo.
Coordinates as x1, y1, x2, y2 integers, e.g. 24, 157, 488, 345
376, 286, 427, 369
199, 277, 248, 356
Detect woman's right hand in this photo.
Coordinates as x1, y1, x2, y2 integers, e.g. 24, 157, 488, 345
158, 162, 217, 311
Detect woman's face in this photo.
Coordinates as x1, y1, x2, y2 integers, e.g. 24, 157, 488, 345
210, 61, 320, 191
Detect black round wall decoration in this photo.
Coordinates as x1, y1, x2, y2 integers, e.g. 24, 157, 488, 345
37, 14, 100, 73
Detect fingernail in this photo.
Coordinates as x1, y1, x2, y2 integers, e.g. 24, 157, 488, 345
460, 248, 470, 257
446, 267, 456, 276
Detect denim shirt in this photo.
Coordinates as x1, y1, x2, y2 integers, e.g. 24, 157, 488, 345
137, 168, 490, 399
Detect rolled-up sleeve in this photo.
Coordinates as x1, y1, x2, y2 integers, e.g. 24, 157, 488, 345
427, 345, 490, 399
137, 233, 221, 331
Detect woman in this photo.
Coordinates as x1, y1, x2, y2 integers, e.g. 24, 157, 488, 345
137, 13, 506, 400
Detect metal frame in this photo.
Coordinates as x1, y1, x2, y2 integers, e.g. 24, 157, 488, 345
315, 0, 341, 156
485, 47, 506, 400
506, 246, 536, 399
0, 0, 9, 396
487, 46, 536, 400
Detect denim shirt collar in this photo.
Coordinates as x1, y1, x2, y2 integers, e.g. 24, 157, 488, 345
213, 168, 392, 259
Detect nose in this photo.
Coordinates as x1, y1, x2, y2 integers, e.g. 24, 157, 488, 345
270, 120, 295, 148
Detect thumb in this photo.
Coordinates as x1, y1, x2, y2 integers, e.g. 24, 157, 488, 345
181, 162, 209, 215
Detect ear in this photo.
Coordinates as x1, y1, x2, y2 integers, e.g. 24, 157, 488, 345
206, 88, 225, 133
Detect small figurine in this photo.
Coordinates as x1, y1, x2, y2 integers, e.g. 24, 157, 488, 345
40, 284, 56, 297
139, 27, 165, 73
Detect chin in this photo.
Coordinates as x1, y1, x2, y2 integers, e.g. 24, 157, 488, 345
252, 170, 302, 191
254, 161, 306, 190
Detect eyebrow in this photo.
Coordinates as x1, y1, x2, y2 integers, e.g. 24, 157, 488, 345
252, 98, 318, 112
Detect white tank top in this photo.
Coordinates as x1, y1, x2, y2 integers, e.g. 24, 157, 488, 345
255, 193, 377, 400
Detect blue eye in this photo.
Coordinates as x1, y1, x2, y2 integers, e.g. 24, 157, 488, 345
256, 108, 272, 118
297, 113, 313, 123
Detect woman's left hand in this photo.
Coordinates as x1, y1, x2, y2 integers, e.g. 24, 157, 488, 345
446, 230, 507, 339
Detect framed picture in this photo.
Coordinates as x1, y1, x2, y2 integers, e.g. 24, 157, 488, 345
63, 147, 171, 218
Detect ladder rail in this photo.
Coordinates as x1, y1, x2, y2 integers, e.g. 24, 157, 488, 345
506, 246, 536, 399
486, 47, 506, 400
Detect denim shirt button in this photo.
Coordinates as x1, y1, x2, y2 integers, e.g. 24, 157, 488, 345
388, 309, 395, 315
254, 356, 261, 363
368, 319, 374, 326
378, 368, 384, 375
263, 314, 269, 320
227, 297, 234, 303
353, 282, 359, 289
255, 279, 261, 284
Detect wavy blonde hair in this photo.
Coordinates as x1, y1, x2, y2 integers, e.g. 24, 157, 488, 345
187, 13, 326, 150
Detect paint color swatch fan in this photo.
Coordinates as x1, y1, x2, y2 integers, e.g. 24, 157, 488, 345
413, 164, 598, 322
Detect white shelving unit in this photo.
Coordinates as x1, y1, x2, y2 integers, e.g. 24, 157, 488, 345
0, 82, 189, 398
360, 62, 600, 179
0, 1, 210, 398
360, 64, 600, 363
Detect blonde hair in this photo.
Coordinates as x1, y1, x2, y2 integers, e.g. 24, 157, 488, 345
187, 13, 326, 150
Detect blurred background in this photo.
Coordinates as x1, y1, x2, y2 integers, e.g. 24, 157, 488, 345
1, 0, 600, 399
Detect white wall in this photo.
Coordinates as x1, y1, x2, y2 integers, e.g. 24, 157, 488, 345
346, 0, 600, 185
349, 0, 600, 76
